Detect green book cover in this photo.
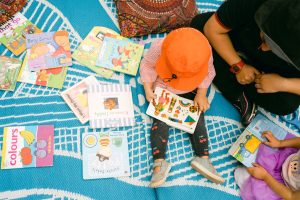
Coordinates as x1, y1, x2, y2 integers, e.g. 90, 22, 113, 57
0, 56, 22, 91
72, 27, 119, 79
18, 55, 68, 89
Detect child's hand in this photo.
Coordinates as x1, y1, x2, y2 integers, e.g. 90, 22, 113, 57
262, 131, 282, 148
145, 89, 157, 102
194, 93, 210, 113
247, 163, 268, 180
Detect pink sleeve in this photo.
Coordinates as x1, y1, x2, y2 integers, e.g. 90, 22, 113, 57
139, 38, 163, 83
198, 55, 216, 89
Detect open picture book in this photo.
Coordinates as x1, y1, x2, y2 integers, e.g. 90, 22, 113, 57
146, 87, 201, 134
228, 114, 289, 167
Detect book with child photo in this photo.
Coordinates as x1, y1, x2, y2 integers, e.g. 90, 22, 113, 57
228, 114, 289, 167
146, 87, 201, 134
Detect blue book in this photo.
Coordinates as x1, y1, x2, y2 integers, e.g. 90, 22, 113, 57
82, 131, 130, 179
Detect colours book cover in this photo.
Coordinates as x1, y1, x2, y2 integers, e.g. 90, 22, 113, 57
146, 87, 201, 134
228, 114, 289, 167
61, 76, 99, 124
0, 55, 22, 91
88, 83, 135, 128
0, 13, 41, 55
26, 30, 72, 71
82, 131, 130, 179
1, 125, 54, 169
96, 36, 144, 76
72, 27, 119, 79
18, 54, 68, 89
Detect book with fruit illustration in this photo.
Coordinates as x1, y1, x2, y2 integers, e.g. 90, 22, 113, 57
228, 114, 289, 167
146, 87, 201, 134
1, 125, 54, 169
82, 131, 130, 179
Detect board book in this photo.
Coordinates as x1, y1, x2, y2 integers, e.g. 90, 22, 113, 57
61, 76, 99, 124
0, 55, 22, 91
72, 26, 119, 79
18, 54, 68, 89
1, 125, 54, 169
228, 114, 289, 167
88, 83, 135, 128
82, 131, 130, 179
0, 13, 41, 55
146, 87, 201, 134
26, 30, 72, 71
96, 36, 144, 76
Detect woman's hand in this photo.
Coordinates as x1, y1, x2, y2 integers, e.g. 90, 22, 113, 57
255, 73, 287, 93
247, 163, 269, 180
262, 131, 282, 148
236, 64, 260, 85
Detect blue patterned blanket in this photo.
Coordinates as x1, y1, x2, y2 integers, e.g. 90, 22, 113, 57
0, 0, 299, 199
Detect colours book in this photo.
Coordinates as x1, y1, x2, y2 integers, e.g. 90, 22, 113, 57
88, 83, 135, 128
96, 36, 144, 76
228, 114, 289, 167
61, 76, 99, 124
82, 131, 130, 179
18, 54, 68, 89
1, 125, 54, 169
0, 56, 22, 91
26, 30, 72, 71
0, 13, 41, 55
146, 87, 201, 134
72, 27, 119, 78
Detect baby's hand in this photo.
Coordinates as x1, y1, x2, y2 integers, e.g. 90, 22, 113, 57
145, 89, 156, 102
247, 163, 268, 180
262, 131, 281, 148
194, 93, 210, 113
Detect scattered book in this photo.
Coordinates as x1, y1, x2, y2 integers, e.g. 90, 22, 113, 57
96, 36, 144, 76
0, 12, 41, 55
88, 83, 135, 128
82, 131, 130, 179
0, 55, 22, 91
72, 26, 118, 79
18, 54, 68, 89
146, 87, 201, 134
26, 30, 72, 71
61, 76, 99, 124
1, 125, 54, 169
228, 114, 289, 167
0, 1, 27, 24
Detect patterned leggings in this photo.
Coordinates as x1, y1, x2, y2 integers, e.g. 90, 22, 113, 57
150, 91, 209, 160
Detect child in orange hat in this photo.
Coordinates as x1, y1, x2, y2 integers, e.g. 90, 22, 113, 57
140, 27, 224, 187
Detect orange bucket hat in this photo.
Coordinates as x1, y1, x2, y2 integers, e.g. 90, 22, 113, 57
156, 27, 211, 91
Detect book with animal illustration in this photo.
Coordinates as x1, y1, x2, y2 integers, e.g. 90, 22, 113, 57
26, 30, 72, 71
146, 87, 201, 134
72, 26, 119, 79
82, 131, 130, 179
0, 56, 22, 91
61, 76, 99, 124
18, 54, 68, 89
88, 83, 135, 128
0, 13, 41, 55
95, 36, 144, 76
1, 125, 54, 169
228, 114, 289, 167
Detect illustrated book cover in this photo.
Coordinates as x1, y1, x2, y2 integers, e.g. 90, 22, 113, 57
95, 36, 144, 76
72, 26, 121, 79
0, 55, 22, 91
61, 76, 99, 124
0, 12, 41, 55
228, 114, 289, 167
146, 87, 201, 134
88, 83, 135, 128
82, 131, 130, 179
1, 125, 54, 169
26, 30, 72, 71
18, 54, 68, 89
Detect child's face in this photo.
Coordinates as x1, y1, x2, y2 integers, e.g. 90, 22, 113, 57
55, 35, 68, 47
103, 99, 116, 110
